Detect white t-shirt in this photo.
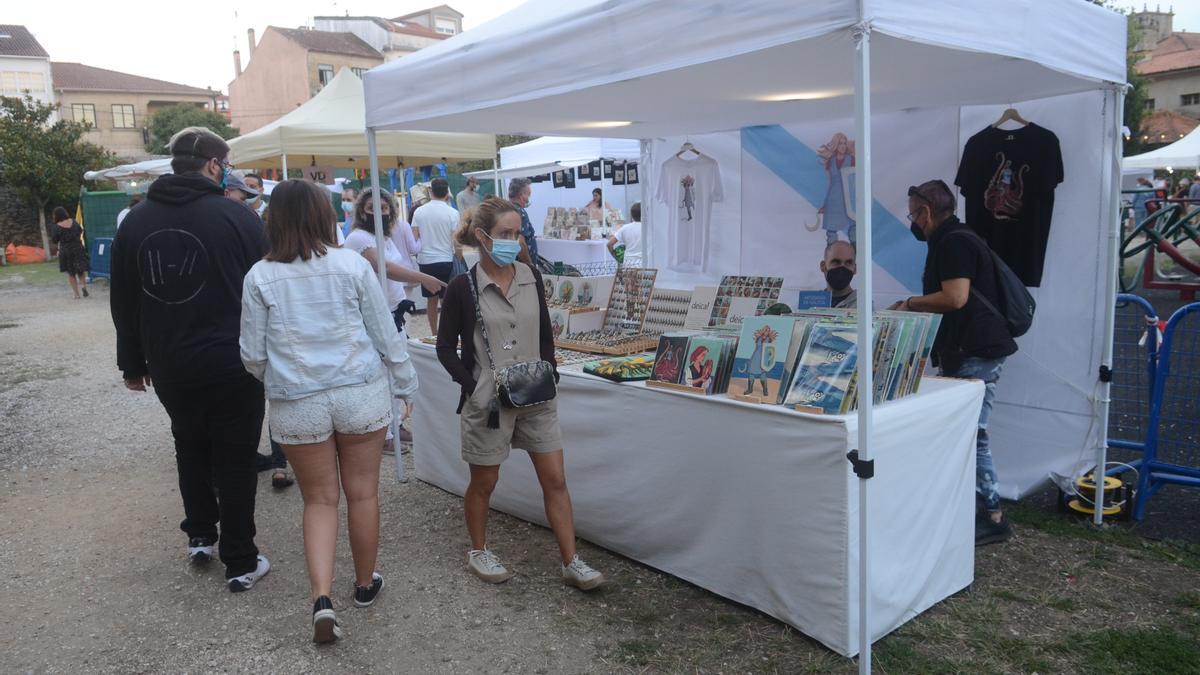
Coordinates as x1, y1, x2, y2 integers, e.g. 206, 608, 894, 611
613, 221, 643, 266
116, 208, 131, 229
412, 199, 459, 265
343, 228, 406, 311
655, 154, 723, 271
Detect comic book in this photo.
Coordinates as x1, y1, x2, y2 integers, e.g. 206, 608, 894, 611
783, 322, 858, 414
729, 317, 799, 402
650, 332, 691, 385
681, 335, 729, 394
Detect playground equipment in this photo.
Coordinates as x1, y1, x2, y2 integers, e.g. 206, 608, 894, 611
1120, 191, 1200, 300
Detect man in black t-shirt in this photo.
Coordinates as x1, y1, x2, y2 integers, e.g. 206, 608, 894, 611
890, 179, 1017, 546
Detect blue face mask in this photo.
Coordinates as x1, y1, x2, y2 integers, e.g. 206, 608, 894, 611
482, 231, 520, 266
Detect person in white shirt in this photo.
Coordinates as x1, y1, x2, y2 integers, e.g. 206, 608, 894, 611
115, 194, 144, 229
607, 202, 643, 267
242, 174, 268, 218
389, 209, 422, 303
411, 178, 460, 335
239, 179, 417, 643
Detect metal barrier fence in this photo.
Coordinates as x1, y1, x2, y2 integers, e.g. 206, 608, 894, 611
1108, 294, 1158, 454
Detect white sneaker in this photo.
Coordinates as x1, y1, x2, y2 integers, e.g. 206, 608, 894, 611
187, 538, 215, 565
227, 555, 270, 593
561, 555, 604, 591
468, 549, 514, 584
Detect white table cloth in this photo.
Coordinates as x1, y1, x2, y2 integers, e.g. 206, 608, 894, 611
536, 239, 611, 266
409, 342, 982, 656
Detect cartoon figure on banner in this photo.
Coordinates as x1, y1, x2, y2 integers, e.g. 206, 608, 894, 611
983, 152, 1028, 220
738, 323, 779, 397
805, 132, 857, 245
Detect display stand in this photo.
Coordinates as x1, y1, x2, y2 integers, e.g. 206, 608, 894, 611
727, 391, 776, 405
645, 379, 709, 395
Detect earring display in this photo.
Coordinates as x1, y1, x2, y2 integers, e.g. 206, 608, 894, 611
602, 268, 658, 333
642, 287, 694, 335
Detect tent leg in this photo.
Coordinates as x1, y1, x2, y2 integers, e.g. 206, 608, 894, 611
492, 157, 501, 200
1094, 86, 1125, 525
281, 154, 288, 180
367, 129, 405, 483
852, 14, 875, 673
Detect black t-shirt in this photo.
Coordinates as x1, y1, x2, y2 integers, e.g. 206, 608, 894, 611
954, 123, 1063, 287
923, 217, 1018, 370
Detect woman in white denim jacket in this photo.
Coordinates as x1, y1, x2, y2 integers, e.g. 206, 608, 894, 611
239, 179, 417, 644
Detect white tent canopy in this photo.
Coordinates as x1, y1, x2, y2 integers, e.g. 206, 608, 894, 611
364, 0, 1127, 662
84, 157, 173, 181
465, 136, 640, 180
228, 68, 495, 170
1123, 124, 1200, 170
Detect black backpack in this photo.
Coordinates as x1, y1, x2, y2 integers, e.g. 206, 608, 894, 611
945, 230, 1036, 338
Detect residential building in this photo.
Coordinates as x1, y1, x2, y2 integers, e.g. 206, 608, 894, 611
51, 62, 217, 160
1134, 8, 1200, 122
0, 25, 54, 113
215, 93, 231, 122
393, 5, 464, 37
313, 15, 449, 61
228, 27, 383, 134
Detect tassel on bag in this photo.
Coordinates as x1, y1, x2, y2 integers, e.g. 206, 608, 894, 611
487, 397, 500, 429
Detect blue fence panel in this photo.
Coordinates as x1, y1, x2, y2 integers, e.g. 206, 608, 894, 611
89, 237, 113, 280
1109, 294, 1159, 453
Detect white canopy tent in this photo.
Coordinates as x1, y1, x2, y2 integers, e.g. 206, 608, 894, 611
84, 157, 173, 181
363, 0, 1127, 665
1123, 124, 1200, 170
227, 68, 496, 172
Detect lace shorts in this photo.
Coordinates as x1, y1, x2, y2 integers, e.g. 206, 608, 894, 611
269, 377, 391, 445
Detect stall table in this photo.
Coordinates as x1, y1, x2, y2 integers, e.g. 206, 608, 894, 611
536, 238, 611, 266
409, 342, 982, 656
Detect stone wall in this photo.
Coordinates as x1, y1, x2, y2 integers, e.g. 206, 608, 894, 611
0, 182, 44, 248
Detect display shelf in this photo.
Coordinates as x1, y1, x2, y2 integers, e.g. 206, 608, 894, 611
645, 379, 710, 395
727, 391, 777, 405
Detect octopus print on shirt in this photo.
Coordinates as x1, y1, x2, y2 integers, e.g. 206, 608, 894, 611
955, 123, 1063, 287
656, 154, 724, 271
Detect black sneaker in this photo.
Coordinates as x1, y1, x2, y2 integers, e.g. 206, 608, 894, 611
312, 596, 343, 643
227, 555, 270, 592
975, 513, 1012, 546
354, 572, 385, 608
187, 537, 215, 564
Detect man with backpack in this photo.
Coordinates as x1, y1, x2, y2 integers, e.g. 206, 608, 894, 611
893, 179, 1020, 546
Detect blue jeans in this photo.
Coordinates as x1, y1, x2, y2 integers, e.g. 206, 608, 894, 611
942, 356, 1006, 513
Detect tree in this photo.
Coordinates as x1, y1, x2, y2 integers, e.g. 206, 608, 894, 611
1090, 1, 1150, 154
144, 103, 238, 154
0, 95, 113, 259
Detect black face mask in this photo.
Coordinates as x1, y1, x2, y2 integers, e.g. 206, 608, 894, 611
825, 266, 854, 292
910, 222, 927, 242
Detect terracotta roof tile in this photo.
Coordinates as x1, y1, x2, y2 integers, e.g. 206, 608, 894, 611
1141, 110, 1199, 142
274, 27, 383, 59
50, 62, 212, 95
0, 25, 50, 58
1137, 32, 1200, 75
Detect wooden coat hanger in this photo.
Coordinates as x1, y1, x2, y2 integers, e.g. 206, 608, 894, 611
991, 107, 1030, 128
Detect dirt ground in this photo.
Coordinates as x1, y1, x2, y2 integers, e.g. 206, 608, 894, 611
1, 273, 1198, 674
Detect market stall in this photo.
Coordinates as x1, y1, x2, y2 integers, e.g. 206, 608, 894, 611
1123, 124, 1200, 171
364, 0, 1127, 662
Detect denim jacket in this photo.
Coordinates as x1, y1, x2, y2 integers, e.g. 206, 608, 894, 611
240, 248, 418, 401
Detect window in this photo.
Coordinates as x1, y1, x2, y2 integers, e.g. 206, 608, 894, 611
1144, 98, 1155, 111
434, 17, 457, 34
111, 104, 135, 129
71, 103, 96, 126
0, 70, 45, 95
352, 67, 368, 78
318, 64, 334, 86
1182, 93, 1200, 106
217, 99, 229, 111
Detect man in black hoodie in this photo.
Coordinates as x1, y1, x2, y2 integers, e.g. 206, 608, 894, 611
111, 127, 271, 592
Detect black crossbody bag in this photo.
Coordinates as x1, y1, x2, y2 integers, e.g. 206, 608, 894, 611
468, 265, 557, 428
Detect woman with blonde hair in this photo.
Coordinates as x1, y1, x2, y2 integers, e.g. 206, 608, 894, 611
436, 197, 603, 591
240, 179, 418, 643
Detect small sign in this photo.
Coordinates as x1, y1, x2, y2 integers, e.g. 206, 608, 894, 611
796, 290, 832, 310
304, 166, 334, 185
683, 286, 719, 329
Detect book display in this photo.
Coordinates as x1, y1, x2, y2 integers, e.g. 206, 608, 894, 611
645, 330, 739, 395
543, 206, 624, 240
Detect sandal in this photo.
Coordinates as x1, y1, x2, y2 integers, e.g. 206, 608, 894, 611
271, 470, 294, 489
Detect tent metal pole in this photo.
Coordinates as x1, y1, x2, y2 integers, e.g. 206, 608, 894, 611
852, 13, 875, 673
281, 154, 288, 180
1094, 85, 1125, 525
493, 157, 500, 200
640, 140, 651, 270
367, 128, 405, 483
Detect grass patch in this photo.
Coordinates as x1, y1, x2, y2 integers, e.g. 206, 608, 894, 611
1053, 627, 1200, 674
0, 261, 63, 287
1007, 501, 1200, 571
1176, 591, 1200, 610
608, 638, 659, 667
1047, 596, 1078, 612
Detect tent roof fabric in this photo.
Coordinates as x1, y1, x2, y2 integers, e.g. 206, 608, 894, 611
274, 27, 383, 59
51, 62, 211, 95
499, 136, 640, 167
0, 25, 49, 58
364, 0, 1126, 137
227, 68, 495, 168
1124, 123, 1200, 170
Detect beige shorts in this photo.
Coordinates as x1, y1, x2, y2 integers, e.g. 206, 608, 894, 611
460, 386, 562, 466
270, 376, 392, 445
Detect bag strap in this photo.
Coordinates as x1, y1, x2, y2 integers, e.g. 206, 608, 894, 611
466, 264, 500, 376
942, 229, 1005, 324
